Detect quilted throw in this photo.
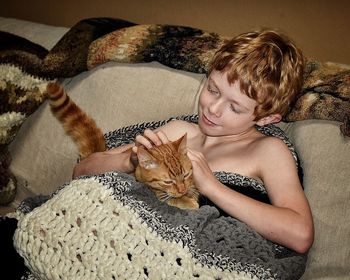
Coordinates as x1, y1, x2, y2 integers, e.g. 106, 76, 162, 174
0, 17, 349, 202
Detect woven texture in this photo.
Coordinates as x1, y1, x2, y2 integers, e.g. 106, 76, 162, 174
14, 172, 307, 280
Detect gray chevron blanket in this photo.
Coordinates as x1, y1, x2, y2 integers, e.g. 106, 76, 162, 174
13, 171, 306, 280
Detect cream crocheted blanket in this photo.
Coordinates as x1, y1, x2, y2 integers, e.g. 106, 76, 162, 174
13, 171, 307, 280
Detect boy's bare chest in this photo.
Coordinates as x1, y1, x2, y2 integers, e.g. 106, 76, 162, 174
169, 122, 263, 180
188, 138, 261, 180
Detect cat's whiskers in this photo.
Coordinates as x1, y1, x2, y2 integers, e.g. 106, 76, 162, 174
158, 192, 172, 202
159, 187, 199, 202
187, 187, 199, 198
162, 196, 172, 203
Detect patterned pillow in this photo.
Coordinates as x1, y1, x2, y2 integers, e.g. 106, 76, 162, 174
0, 32, 51, 205
0, 18, 137, 205
285, 60, 350, 135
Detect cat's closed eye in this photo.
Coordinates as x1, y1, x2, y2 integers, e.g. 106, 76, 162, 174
163, 179, 175, 185
184, 171, 192, 179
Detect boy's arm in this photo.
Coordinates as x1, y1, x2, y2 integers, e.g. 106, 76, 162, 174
72, 120, 193, 177
72, 120, 187, 178
255, 137, 314, 252
72, 143, 135, 178
188, 138, 314, 253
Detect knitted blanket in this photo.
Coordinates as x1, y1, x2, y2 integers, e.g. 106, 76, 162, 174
10, 117, 307, 280
13, 172, 307, 280
1, 17, 349, 205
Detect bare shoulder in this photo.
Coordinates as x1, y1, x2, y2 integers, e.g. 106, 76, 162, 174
253, 134, 293, 159
252, 134, 300, 187
251, 134, 298, 175
155, 119, 198, 141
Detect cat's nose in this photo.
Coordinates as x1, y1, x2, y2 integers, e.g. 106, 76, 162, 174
177, 184, 187, 194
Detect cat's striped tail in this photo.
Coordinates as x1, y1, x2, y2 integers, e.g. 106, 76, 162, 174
46, 82, 106, 159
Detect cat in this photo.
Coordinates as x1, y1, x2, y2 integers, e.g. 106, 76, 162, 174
46, 82, 199, 209
135, 134, 199, 209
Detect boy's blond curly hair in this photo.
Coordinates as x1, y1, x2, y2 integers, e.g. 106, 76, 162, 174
209, 30, 304, 119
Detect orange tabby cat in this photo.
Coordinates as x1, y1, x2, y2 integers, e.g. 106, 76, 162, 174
46, 82, 199, 209
135, 134, 199, 209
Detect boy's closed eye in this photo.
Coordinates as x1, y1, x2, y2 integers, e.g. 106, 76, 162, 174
230, 104, 241, 113
207, 83, 219, 95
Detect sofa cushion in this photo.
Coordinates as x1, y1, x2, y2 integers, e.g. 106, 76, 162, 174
286, 120, 350, 279
0, 16, 68, 50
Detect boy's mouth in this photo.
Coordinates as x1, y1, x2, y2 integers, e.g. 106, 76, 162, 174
201, 113, 218, 126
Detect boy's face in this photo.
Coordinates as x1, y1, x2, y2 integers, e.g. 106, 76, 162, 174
198, 71, 259, 136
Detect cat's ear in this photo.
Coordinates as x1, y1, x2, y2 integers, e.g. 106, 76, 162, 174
137, 147, 159, 169
174, 133, 187, 155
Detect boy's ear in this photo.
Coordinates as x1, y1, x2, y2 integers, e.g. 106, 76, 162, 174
256, 114, 282, 126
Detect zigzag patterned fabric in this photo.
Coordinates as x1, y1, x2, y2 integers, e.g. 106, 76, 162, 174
14, 172, 307, 280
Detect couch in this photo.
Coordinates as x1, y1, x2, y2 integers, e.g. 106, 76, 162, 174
0, 17, 349, 279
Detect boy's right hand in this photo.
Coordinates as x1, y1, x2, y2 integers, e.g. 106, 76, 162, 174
132, 129, 170, 154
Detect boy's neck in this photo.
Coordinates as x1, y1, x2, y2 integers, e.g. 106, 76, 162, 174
199, 126, 259, 148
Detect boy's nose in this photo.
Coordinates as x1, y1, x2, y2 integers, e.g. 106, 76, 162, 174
208, 101, 223, 117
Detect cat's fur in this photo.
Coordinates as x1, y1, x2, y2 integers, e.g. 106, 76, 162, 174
135, 135, 199, 209
47, 82, 106, 159
46, 82, 199, 209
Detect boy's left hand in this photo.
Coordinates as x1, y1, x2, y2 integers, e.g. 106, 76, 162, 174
187, 148, 217, 196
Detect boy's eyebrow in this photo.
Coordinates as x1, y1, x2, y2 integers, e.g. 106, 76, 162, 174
208, 77, 219, 90
209, 77, 249, 111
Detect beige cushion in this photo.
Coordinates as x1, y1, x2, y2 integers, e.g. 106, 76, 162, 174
0, 16, 68, 50
278, 120, 350, 279
8, 62, 204, 197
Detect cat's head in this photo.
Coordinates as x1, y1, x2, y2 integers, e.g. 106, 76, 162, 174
135, 134, 198, 205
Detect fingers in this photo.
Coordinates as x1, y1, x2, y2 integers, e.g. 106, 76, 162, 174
132, 145, 138, 154
155, 130, 170, 145
187, 148, 205, 160
135, 134, 152, 149
135, 129, 170, 150
130, 147, 139, 167
187, 149, 212, 172
143, 129, 169, 146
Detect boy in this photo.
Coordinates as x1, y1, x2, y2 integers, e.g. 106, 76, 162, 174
73, 29, 314, 253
